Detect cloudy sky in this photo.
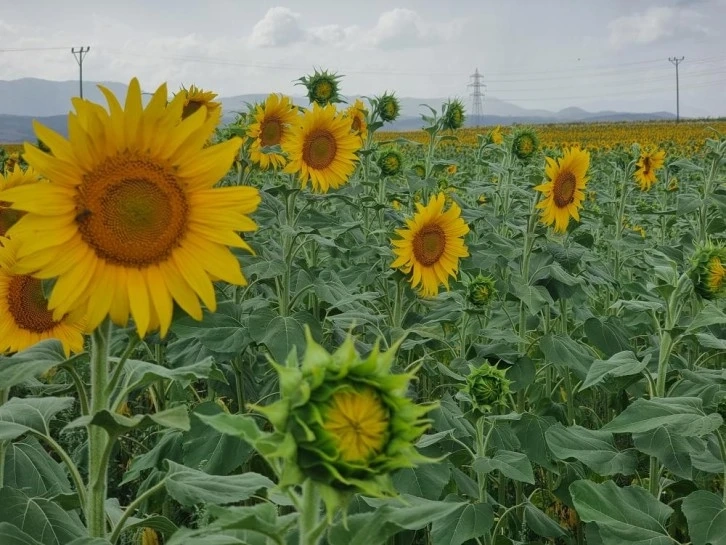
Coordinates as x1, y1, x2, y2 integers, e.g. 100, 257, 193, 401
2, 0, 725, 116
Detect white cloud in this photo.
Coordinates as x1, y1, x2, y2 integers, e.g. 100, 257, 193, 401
608, 6, 709, 47
248, 7, 306, 48
363, 8, 462, 49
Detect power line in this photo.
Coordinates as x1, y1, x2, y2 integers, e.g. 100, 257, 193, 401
467, 68, 485, 124
0, 46, 70, 52
669, 56, 685, 122
71, 46, 90, 98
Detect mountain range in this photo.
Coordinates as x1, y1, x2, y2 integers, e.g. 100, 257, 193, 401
0, 77, 677, 143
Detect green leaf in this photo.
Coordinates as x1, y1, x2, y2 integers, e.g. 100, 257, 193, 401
570, 481, 673, 545
682, 490, 726, 545
582, 351, 649, 390
538, 334, 592, 379
602, 397, 723, 436
473, 450, 534, 483
511, 413, 557, 471
524, 503, 567, 538
248, 309, 306, 363
686, 303, 726, 334
0, 523, 44, 545
392, 462, 451, 500
695, 332, 726, 350
546, 424, 637, 476
3, 437, 72, 497
170, 302, 251, 357
0, 341, 75, 390
0, 397, 75, 441
164, 460, 274, 506
65, 406, 190, 436
0, 488, 85, 545
583, 317, 631, 357
182, 402, 253, 475
633, 427, 705, 480
122, 357, 223, 393
692, 436, 724, 474
430, 497, 494, 545
66, 539, 112, 545
512, 282, 554, 315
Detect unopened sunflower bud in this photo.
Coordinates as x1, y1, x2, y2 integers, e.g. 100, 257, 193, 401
465, 364, 511, 413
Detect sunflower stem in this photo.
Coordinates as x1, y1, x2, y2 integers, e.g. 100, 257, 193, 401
699, 152, 721, 244
87, 318, 112, 538
298, 479, 322, 545
0, 388, 9, 486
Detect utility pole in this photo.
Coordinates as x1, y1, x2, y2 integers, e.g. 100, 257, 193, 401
71, 46, 90, 98
467, 68, 486, 126
668, 56, 684, 122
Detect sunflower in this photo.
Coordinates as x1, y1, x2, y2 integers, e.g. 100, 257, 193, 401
1, 78, 258, 338
447, 164, 457, 175
690, 244, 726, 300
442, 99, 465, 130
179, 84, 222, 122
4, 152, 21, 172
634, 149, 665, 191
377, 148, 403, 177
283, 103, 362, 193
247, 94, 298, 170
411, 164, 426, 178
489, 126, 503, 145
0, 237, 85, 355
345, 99, 368, 141
512, 128, 539, 161
391, 192, 469, 297
534, 147, 590, 233
0, 166, 41, 237
297, 69, 342, 106
376, 92, 400, 122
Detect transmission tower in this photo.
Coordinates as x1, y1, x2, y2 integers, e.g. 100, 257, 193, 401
468, 68, 486, 126
71, 46, 90, 98
668, 56, 684, 122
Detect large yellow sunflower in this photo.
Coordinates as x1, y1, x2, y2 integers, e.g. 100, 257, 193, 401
391, 192, 469, 297
534, 147, 590, 233
179, 84, 222, 122
0, 166, 41, 237
345, 99, 368, 141
246, 94, 298, 170
0, 78, 259, 338
0, 237, 85, 355
283, 103, 362, 193
634, 149, 665, 191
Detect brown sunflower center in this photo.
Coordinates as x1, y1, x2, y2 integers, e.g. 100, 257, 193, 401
0, 202, 26, 236
351, 115, 362, 133
642, 156, 652, 175
260, 117, 283, 147
553, 170, 577, 208
7, 275, 59, 333
303, 129, 337, 170
76, 154, 188, 267
413, 224, 446, 266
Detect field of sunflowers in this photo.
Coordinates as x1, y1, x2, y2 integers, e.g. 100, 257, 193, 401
0, 70, 725, 545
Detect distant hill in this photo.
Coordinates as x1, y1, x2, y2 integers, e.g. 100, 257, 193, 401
0, 77, 678, 142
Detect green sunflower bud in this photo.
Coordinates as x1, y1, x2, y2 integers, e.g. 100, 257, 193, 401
467, 275, 497, 308
465, 364, 511, 413
376, 92, 400, 122
297, 69, 342, 106
690, 244, 726, 300
377, 148, 403, 177
442, 99, 466, 130
511, 128, 539, 161
412, 163, 426, 178
253, 331, 434, 500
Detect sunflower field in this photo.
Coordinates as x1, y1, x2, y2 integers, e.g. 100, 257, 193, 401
0, 71, 725, 545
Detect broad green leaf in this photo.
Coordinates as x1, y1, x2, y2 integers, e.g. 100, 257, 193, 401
165, 460, 274, 506
570, 481, 673, 545
0, 523, 43, 545
582, 351, 649, 390
3, 437, 72, 496
121, 430, 183, 484
0, 341, 76, 390
686, 303, 726, 334
65, 405, 190, 436
0, 397, 75, 441
538, 334, 592, 379
602, 397, 723, 436
512, 413, 557, 471
182, 402, 253, 475
682, 490, 726, 545
512, 282, 553, 315
248, 309, 306, 362
170, 302, 252, 357
430, 497, 494, 545
392, 462, 451, 500
695, 332, 726, 350
583, 317, 631, 357
0, 488, 85, 545
692, 436, 724, 474
546, 423, 637, 476
473, 450, 534, 483
524, 503, 567, 538
633, 427, 705, 480
122, 357, 223, 393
